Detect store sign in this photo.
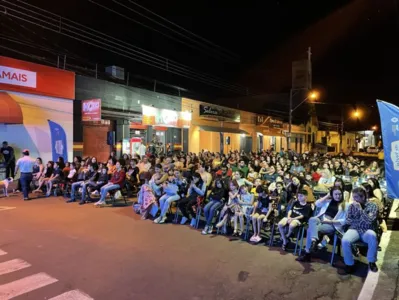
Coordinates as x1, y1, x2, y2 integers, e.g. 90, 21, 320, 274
142, 105, 191, 127
0, 56, 75, 100
0, 66, 37, 88
256, 115, 283, 129
199, 104, 240, 122
82, 98, 101, 121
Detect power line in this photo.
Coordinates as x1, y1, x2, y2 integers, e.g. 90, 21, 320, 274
112, 0, 238, 62
87, 0, 238, 63
126, 0, 239, 59
3, 0, 248, 94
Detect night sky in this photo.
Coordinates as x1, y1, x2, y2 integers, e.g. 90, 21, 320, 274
1, 0, 397, 130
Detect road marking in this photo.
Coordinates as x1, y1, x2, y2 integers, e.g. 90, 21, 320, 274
0, 207, 16, 212
49, 289, 94, 300
0, 259, 31, 276
0, 249, 7, 256
0, 272, 58, 299
357, 230, 392, 300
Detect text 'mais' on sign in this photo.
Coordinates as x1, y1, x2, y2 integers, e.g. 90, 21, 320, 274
199, 104, 240, 122
82, 98, 101, 121
0, 56, 75, 100
0, 66, 37, 88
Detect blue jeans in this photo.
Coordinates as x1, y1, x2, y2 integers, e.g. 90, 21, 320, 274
100, 183, 120, 201
342, 229, 377, 266
20, 173, 32, 199
204, 199, 223, 226
70, 181, 84, 201
159, 194, 180, 217
305, 217, 335, 252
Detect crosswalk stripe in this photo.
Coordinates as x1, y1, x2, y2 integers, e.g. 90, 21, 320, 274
0, 250, 7, 256
0, 259, 31, 276
0, 272, 58, 299
49, 289, 94, 300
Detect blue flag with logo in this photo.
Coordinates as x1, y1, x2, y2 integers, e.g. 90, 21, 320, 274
377, 100, 399, 199
48, 120, 68, 163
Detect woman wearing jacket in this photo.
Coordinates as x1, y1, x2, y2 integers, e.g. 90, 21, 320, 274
154, 175, 180, 224
297, 186, 348, 262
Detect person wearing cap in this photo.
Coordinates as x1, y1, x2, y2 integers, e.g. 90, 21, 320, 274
278, 189, 312, 251
15, 149, 35, 200
1, 141, 15, 178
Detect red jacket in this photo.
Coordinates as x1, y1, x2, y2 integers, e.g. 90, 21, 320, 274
110, 170, 126, 188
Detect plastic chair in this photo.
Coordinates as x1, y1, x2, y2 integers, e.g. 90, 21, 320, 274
243, 207, 254, 241
194, 196, 205, 229
294, 224, 306, 256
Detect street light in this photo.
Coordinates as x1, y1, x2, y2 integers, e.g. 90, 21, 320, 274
353, 110, 360, 118
372, 125, 377, 131
308, 91, 319, 101
288, 89, 319, 146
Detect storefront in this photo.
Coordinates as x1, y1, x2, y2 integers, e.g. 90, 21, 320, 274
183, 98, 248, 153
0, 56, 75, 164
242, 114, 285, 152
75, 76, 185, 161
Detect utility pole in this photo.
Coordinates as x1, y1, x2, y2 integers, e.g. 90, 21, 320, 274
339, 109, 344, 153
288, 47, 312, 151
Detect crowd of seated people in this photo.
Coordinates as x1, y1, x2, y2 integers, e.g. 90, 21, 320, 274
132, 149, 388, 274
14, 148, 388, 274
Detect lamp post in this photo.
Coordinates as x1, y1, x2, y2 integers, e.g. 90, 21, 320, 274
340, 110, 361, 152
288, 90, 319, 148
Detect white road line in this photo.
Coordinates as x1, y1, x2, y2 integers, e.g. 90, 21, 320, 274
0, 259, 31, 276
357, 230, 392, 300
49, 289, 94, 300
0, 272, 58, 299
0, 250, 7, 256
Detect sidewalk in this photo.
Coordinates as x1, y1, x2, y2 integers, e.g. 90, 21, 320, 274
365, 231, 399, 300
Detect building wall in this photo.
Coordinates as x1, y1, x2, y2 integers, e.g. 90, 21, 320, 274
75, 76, 182, 150
0, 92, 73, 163
183, 98, 242, 153
83, 122, 114, 162
316, 130, 357, 152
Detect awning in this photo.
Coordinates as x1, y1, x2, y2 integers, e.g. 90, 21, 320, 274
0, 92, 23, 124
199, 126, 248, 135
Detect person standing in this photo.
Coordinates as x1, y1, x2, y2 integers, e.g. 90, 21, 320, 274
15, 149, 35, 200
1, 141, 16, 178
138, 140, 147, 159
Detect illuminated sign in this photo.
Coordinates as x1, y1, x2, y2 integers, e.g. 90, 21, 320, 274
0, 66, 37, 88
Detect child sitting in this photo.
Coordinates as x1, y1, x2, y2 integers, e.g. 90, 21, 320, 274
278, 189, 312, 251
250, 185, 270, 243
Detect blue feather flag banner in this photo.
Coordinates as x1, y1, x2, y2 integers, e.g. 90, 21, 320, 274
377, 100, 399, 199
48, 120, 68, 163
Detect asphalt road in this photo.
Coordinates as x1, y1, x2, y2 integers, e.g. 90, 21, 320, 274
0, 194, 366, 300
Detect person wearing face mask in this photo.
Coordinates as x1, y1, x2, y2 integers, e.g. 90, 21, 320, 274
94, 162, 126, 206
297, 187, 348, 262
278, 189, 312, 251
341, 187, 379, 274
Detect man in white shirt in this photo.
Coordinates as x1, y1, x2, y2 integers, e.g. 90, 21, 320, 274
15, 149, 35, 200
138, 141, 147, 159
